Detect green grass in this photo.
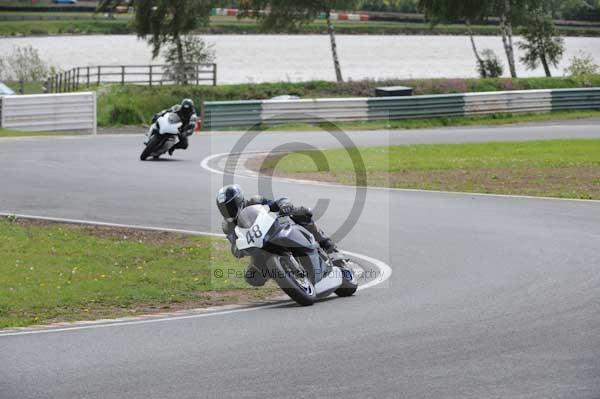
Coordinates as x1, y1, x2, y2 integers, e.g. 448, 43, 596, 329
260, 139, 600, 200
1, 13, 599, 37
0, 18, 132, 36
270, 139, 600, 172
2, 80, 46, 94
0, 218, 264, 329
95, 75, 600, 127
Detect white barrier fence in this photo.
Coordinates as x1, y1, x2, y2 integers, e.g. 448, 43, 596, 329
0, 92, 97, 134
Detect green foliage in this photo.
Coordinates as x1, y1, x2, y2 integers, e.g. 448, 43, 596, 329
565, 51, 600, 76
95, 75, 600, 126
240, 0, 360, 31
360, 0, 419, 12
0, 45, 50, 93
134, 0, 212, 58
417, 0, 491, 24
162, 35, 215, 84
518, 14, 565, 77
478, 49, 504, 78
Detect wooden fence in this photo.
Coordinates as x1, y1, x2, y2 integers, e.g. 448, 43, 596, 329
47, 64, 217, 93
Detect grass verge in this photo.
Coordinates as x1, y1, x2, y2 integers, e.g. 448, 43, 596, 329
0, 217, 274, 329
96, 75, 600, 126
254, 139, 600, 200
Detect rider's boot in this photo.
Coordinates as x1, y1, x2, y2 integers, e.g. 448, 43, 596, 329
303, 222, 338, 254
319, 237, 338, 254
245, 263, 268, 287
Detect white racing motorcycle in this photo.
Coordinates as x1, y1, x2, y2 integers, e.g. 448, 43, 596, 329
234, 205, 358, 306
140, 112, 196, 161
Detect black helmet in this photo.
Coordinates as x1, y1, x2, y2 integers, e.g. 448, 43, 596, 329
181, 98, 194, 111
216, 184, 244, 222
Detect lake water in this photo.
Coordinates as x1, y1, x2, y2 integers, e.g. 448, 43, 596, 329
1, 34, 599, 83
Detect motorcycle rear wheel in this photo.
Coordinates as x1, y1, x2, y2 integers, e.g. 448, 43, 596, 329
272, 255, 316, 306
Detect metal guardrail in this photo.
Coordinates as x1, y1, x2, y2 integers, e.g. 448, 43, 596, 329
0, 92, 97, 134
203, 88, 600, 130
48, 64, 217, 93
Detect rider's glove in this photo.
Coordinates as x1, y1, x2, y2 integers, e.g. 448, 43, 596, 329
292, 206, 313, 218
278, 202, 294, 216
232, 245, 244, 259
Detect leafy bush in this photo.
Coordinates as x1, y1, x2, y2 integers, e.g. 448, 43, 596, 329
477, 49, 504, 78
95, 75, 600, 126
108, 104, 145, 126
565, 51, 599, 77
0, 45, 51, 94
162, 36, 215, 85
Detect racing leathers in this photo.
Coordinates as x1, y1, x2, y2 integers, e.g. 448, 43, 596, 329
221, 195, 336, 287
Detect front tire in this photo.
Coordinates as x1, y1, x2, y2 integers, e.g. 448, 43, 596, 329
140, 134, 162, 161
271, 255, 316, 306
335, 264, 358, 297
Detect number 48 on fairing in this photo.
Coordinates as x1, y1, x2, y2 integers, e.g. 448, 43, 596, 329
245, 225, 263, 244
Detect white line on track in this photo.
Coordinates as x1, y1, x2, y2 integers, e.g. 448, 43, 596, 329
0, 213, 392, 337
201, 152, 600, 204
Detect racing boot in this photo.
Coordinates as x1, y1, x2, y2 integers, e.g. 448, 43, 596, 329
303, 222, 338, 254
245, 263, 268, 287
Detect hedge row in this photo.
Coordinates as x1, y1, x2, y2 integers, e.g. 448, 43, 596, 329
96, 75, 600, 126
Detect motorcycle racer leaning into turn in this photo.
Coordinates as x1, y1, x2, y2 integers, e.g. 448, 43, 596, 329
217, 184, 338, 287
151, 98, 197, 155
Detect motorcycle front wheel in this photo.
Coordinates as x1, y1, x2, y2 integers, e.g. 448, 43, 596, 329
140, 134, 162, 161
335, 263, 358, 297
271, 255, 316, 306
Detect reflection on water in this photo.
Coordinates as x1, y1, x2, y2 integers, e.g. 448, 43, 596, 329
1, 34, 599, 83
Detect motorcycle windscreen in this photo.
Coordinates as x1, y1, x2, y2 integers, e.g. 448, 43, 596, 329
237, 205, 266, 228
235, 205, 276, 250
157, 113, 182, 134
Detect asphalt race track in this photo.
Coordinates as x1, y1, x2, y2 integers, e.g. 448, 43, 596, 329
1, 121, 600, 398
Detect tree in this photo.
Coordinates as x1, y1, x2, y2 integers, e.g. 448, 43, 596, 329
418, 0, 491, 77
478, 49, 504, 78
135, 0, 212, 60
0, 46, 49, 94
162, 35, 215, 84
419, 0, 544, 78
240, 0, 360, 83
100, 1, 213, 84
518, 14, 564, 77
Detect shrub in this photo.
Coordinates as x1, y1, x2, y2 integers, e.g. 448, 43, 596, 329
478, 49, 504, 78
162, 36, 215, 85
565, 51, 599, 77
108, 105, 144, 126
95, 76, 600, 127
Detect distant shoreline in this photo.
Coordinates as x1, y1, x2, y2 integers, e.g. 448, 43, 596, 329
2, 18, 600, 38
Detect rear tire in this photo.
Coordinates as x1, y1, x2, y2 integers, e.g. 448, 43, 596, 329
140, 135, 162, 161
272, 255, 316, 306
